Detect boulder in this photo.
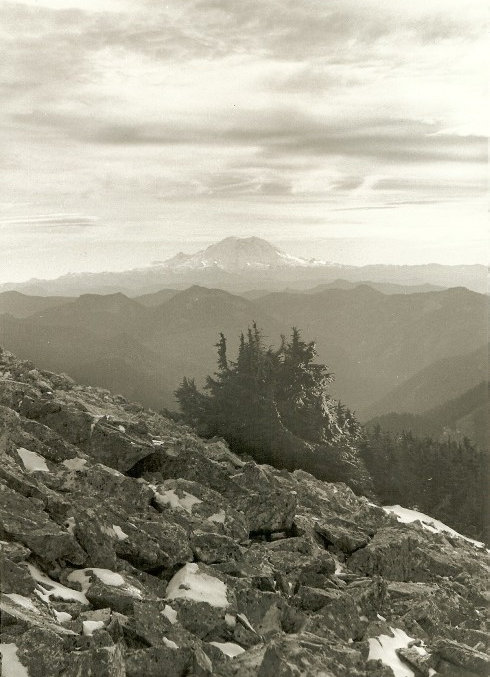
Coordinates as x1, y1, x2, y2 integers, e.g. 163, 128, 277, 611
0, 482, 86, 565
432, 639, 489, 676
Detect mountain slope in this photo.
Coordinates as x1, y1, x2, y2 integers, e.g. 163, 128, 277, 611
0, 285, 487, 415
0, 290, 74, 317
366, 381, 489, 449
365, 343, 489, 419
0, 348, 487, 676
256, 286, 488, 415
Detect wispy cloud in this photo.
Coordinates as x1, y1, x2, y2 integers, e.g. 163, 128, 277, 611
0, 213, 99, 231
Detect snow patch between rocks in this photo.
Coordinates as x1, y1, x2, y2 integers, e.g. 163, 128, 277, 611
210, 642, 245, 658
207, 510, 226, 524
156, 489, 202, 514
112, 525, 128, 541
68, 568, 142, 599
162, 604, 177, 624
83, 620, 105, 636
368, 628, 415, 677
0, 643, 29, 677
166, 563, 229, 608
28, 564, 89, 605
383, 505, 484, 548
62, 457, 87, 471
4, 593, 40, 614
53, 610, 72, 623
17, 447, 49, 473
163, 638, 179, 649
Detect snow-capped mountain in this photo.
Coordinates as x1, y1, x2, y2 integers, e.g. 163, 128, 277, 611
161, 237, 325, 272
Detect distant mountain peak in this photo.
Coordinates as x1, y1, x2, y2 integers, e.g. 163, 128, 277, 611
161, 237, 325, 272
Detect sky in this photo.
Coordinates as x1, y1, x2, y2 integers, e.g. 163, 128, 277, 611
0, 0, 487, 282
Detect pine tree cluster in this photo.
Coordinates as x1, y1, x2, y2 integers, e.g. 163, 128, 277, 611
176, 326, 369, 490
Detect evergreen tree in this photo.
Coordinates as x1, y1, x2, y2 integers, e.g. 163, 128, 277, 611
175, 325, 368, 491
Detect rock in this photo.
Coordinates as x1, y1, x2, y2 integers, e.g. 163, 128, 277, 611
432, 639, 489, 676
397, 647, 433, 676
15, 627, 67, 677
0, 555, 35, 594
0, 482, 86, 565
348, 527, 465, 582
125, 646, 209, 677
64, 644, 126, 677
190, 531, 242, 564
258, 632, 365, 677
303, 589, 364, 641
222, 463, 298, 534
88, 420, 155, 472
313, 516, 371, 553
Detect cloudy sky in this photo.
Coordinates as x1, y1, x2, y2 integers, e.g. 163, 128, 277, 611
0, 0, 487, 281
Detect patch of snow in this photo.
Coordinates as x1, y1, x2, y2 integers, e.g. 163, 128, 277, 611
377, 613, 387, 622
112, 525, 128, 541
27, 564, 89, 605
65, 517, 76, 535
155, 489, 202, 514
53, 610, 72, 623
162, 604, 177, 624
368, 628, 416, 677
163, 637, 179, 649
100, 465, 123, 476
383, 505, 484, 548
207, 510, 226, 524
0, 643, 29, 677
237, 613, 255, 633
62, 457, 87, 471
90, 415, 104, 436
118, 425, 126, 433
152, 439, 164, 446
166, 563, 229, 608
332, 556, 344, 575
210, 642, 245, 658
225, 613, 236, 627
67, 568, 142, 599
82, 620, 105, 636
4, 593, 40, 614
68, 568, 124, 592
17, 447, 49, 473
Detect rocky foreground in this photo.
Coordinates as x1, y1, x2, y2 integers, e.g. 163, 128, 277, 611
0, 348, 488, 677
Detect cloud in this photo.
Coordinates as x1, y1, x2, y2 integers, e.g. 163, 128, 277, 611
0, 214, 99, 232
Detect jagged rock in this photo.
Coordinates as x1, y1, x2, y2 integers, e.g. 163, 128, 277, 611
88, 419, 155, 471
303, 589, 364, 641
221, 463, 298, 533
0, 555, 35, 594
125, 645, 212, 677
257, 632, 365, 677
348, 527, 466, 582
64, 644, 126, 677
432, 638, 489, 676
0, 482, 86, 565
152, 477, 249, 540
190, 531, 242, 563
397, 647, 433, 676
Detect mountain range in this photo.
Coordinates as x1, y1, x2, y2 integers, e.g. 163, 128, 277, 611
1, 237, 487, 295
0, 281, 487, 447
